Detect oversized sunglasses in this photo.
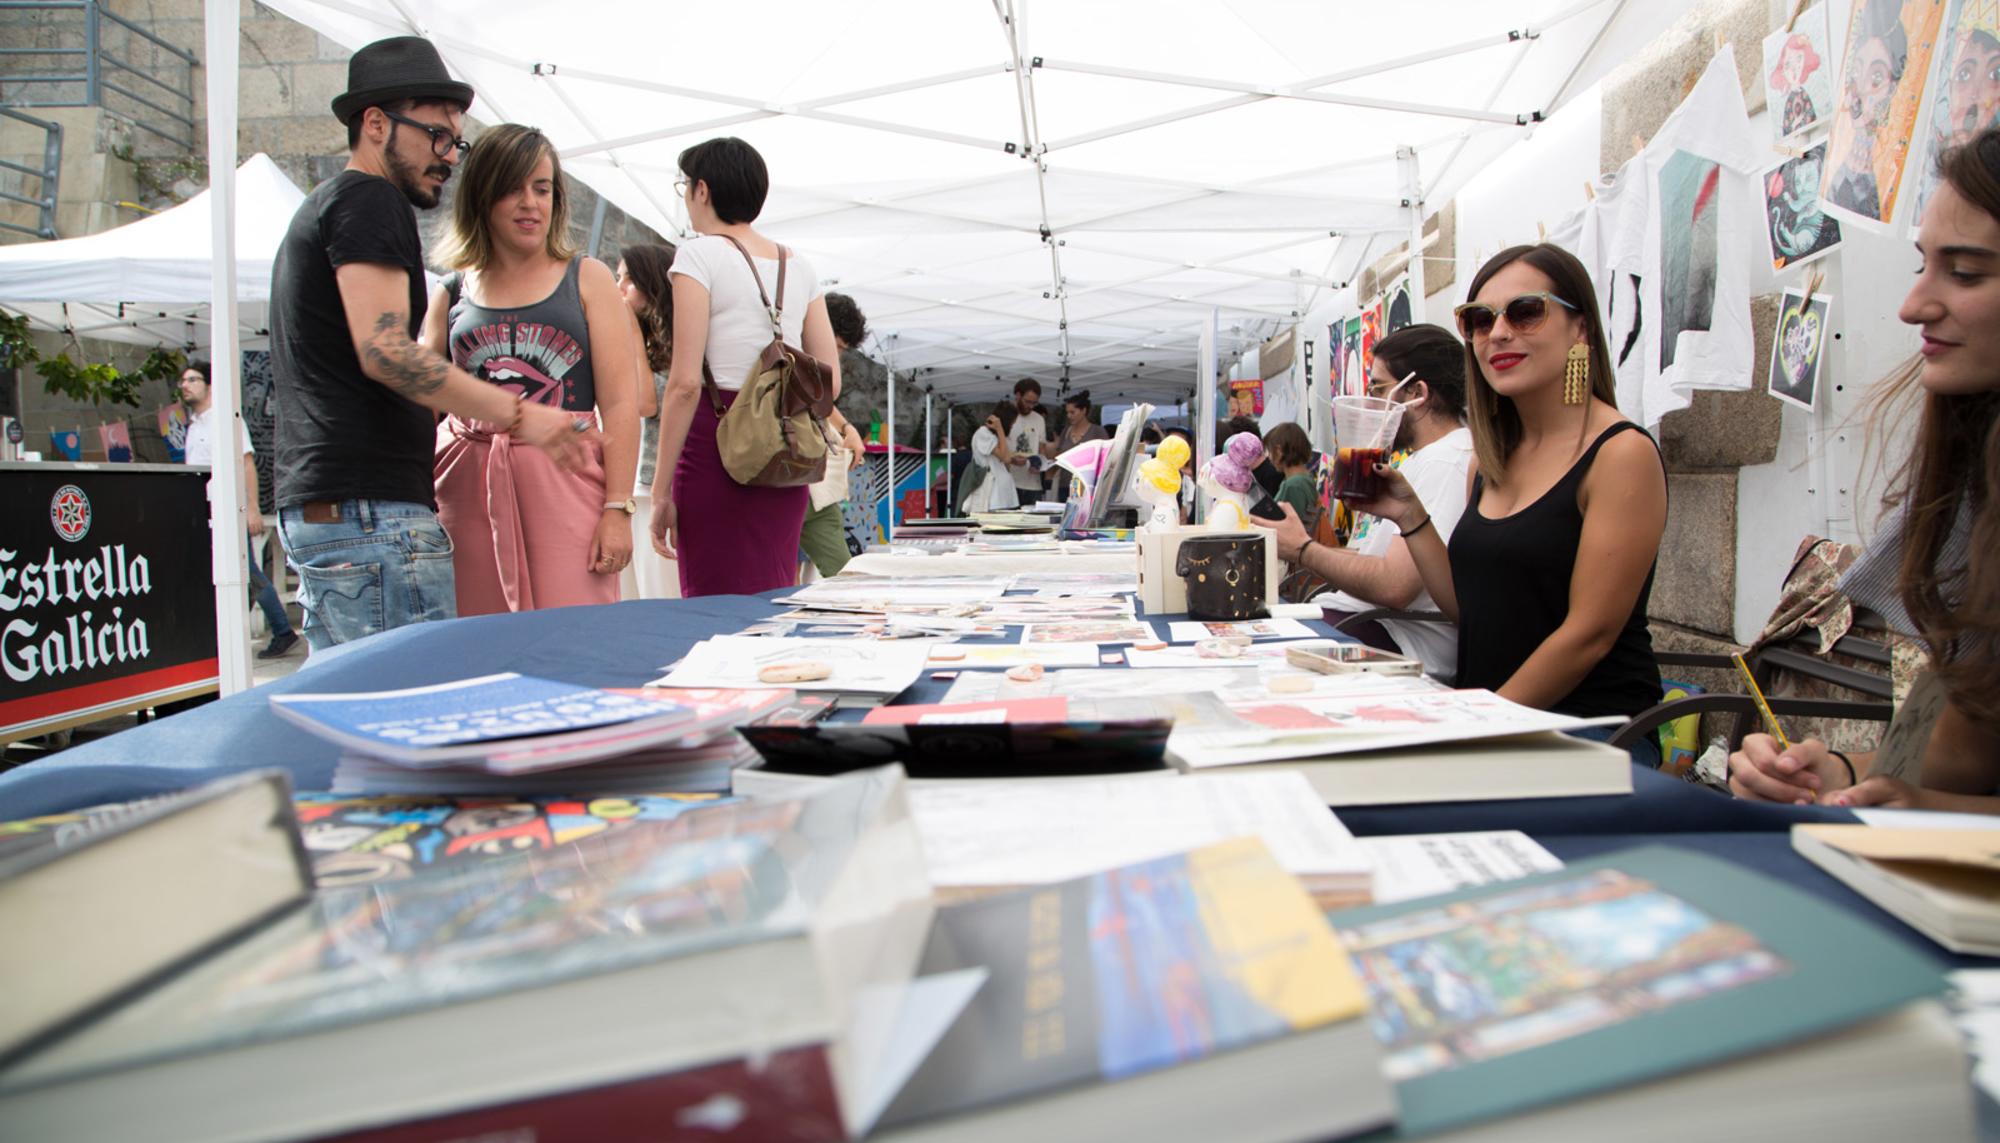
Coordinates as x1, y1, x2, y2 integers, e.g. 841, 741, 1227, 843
1453, 292, 1580, 340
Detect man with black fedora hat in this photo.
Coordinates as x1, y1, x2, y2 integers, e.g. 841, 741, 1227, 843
269, 35, 595, 651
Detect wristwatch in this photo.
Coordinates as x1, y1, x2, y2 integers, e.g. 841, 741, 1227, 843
604, 499, 637, 515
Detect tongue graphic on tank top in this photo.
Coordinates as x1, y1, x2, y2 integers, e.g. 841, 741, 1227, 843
486, 355, 562, 406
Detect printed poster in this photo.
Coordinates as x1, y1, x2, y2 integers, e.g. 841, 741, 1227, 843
1764, 142, 1845, 271
1910, 0, 2000, 228
1768, 288, 1833, 412
1822, 0, 1948, 229
1763, 5, 1836, 140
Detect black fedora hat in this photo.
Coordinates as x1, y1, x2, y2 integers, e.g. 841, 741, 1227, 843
330, 36, 475, 125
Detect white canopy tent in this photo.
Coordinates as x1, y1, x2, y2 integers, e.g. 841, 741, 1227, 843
0, 153, 304, 347
252, 0, 1673, 406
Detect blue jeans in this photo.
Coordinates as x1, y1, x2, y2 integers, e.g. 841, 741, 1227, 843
246, 536, 293, 638
1566, 723, 1663, 770
277, 499, 456, 651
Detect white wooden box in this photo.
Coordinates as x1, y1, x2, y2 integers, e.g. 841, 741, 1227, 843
1136, 527, 1280, 615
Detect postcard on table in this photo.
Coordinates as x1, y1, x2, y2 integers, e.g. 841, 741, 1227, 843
1168, 688, 1594, 769
1166, 618, 1316, 643
650, 636, 932, 699
939, 665, 1258, 703
924, 643, 1100, 670
1019, 619, 1160, 646
1124, 638, 1343, 669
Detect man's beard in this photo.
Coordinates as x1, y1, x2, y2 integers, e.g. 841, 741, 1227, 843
385, 139, 451, 209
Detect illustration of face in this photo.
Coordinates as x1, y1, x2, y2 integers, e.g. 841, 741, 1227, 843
1784, 45, 1807, 89
1795, 156, 1822, 203
1946, 30, 2000, 144
1848, 35, 1897, 129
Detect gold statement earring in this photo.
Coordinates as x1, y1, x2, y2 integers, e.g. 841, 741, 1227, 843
1564, 343, 1589, 405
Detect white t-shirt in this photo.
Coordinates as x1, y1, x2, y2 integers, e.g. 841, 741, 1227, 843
182, 405, 251, 467
968, 427, 1019, 512
1324, 425, 1473, 680
1009, 409, 1047, 492
671, 235, 822, 392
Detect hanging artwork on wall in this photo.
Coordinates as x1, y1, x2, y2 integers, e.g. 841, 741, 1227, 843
97, 420, 132, 463
1764, 143, 1845, 271
1339, 316, 1366, 397
1763, 4, 1835, 141
1360, 303, 1385, 384
1768, 287, 1833, 412
1909, 0, 2000, 229
1657, 150, 1722, 373
1229, 378, 1264, 417
1822, 0, 1947, 228
157, 402, 188, 463
1384, 278, 1413, 335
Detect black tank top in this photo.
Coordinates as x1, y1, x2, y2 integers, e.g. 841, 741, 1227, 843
1449, 422, 1661, 718
445, 257, 596, 412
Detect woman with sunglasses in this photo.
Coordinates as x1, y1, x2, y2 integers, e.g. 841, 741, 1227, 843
1342, 244, 1668, 761
423, 124, 642, 614
1730, 131, 2000, 812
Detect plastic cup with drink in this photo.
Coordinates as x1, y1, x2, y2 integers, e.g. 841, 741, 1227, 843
1330, 394, 1404, 504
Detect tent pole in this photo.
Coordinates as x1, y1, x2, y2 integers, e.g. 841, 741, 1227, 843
884, 332, 896, 543
944, 402, 953, 511
922, 386, 933, 517
204, 0, 251, 696
1400, 145, 1427, 324
1194, 308, 1217, 526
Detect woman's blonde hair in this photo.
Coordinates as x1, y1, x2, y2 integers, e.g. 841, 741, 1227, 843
433, 124, 577, 271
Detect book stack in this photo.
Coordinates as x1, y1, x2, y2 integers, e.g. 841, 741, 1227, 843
267, 675, 792, 796
1792, 824, 2000, 956
0, 766, 936, 1143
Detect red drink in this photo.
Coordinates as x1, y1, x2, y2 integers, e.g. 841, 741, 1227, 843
1333, 447, 1387, 502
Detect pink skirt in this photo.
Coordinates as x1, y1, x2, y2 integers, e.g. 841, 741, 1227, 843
673, 389, 808, 597
435, 415, 620, 616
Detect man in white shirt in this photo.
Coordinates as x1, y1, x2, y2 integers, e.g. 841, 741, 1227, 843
1255, 324, 1472, 679
1005, 377, 1049, 506
179, 361, 299, 658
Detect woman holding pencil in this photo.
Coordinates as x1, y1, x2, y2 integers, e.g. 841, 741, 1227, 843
1731, 131, 2000, 811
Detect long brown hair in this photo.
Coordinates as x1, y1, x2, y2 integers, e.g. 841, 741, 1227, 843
620, 242, 677, 373
1890, 133, 2000, 730
1459, 244, 1617, 485
434, 124, 577, 271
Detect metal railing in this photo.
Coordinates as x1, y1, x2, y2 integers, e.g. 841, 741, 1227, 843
0, 106, 59, 237
0, 1, 200, 150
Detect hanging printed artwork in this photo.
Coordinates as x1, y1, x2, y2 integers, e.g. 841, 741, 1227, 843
1768, 288, 1833, 412
1909, 0, 2000, 229
1822, 0, 1947, 228
1657, 150, 1722, 372
1384, 278, 1413, 335
1340, 317, 1366, 397
1360, 302, 1385, 384
49, 428, 80, 461
1764, 143, 1845, 271
157, 402, 188, 463
97, 420, 132, 462
1763, 5, 1835, 141
1229, 378, 1264, 416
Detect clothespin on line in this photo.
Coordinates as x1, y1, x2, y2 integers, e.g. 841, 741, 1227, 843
1630, 132, 1647, 160
1801, 265, 1826, 305
1537, 220, 1549, 243
1785, 0, 1810, 33
1583, 180, 1598, 201
1771, 140, 1809, 161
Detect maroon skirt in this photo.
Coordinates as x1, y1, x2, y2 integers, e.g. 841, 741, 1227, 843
672, 388, 808, 597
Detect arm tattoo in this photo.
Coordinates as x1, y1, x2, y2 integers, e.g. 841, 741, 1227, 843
363, 311, 449, 399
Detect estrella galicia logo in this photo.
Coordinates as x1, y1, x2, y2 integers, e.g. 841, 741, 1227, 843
50, 483, 90, 542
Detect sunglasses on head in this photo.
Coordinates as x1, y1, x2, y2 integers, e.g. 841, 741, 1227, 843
1453, 291, 1580, 340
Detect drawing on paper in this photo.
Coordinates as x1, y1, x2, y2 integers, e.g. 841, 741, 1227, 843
1763, 5, 1835, 140
1823, 0, 1947, 226
1768, 288, 1833, 412
1911, 0, 2000, 225
1764, 143, 1845, 271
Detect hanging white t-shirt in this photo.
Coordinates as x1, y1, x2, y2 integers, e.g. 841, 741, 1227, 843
1322, 425, 1474, 680
671, 235, 822, 392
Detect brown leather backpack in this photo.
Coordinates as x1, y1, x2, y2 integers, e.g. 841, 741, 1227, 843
705, 237, 836, 487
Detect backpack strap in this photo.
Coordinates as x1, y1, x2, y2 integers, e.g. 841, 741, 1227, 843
720, 235, 786, 340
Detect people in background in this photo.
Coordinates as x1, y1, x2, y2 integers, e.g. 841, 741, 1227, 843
1322, 244, 1667, 762
648, 136, 840, 596
965, 400, 1021, 513
1257, 324, 1475, 680
1225, 412, 1285, 516
1732, 130, 2000, 810
799, 292, 870, 579
425, 124, 640, 616
270, 36, 588, 650
615, 241, 680, 600
1005, 377, 1049, 506
1262, 421, 1319, 521
1043, 389, 1107, 501
179, 361, 298, 659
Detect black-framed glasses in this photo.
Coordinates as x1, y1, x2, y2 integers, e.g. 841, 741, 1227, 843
1452, 291, 1579, 340
381, 109, 469, 159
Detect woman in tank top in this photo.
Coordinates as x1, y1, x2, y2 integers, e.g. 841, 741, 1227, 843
1343, 244, 1668, 758
421, 124, 642, 615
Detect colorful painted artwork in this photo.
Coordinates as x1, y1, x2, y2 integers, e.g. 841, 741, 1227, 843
1384, 277, 1414, 335
97, 420, 132, 462
1019, 619, 1161, 646
1657, 150, 1722, 371
1228, 378, 1264, 416
1823, 0, 1948, 227
1360, 303, 1385, 385
1340, 316, 1367, 397
48, 428, 80, 460
1763, 5, 1835, 140
1764, 143, 1845, 271
1768, 288, 1833, 412
1337, 869, 1789, 1081
157, 402, 188, 463
1910, 0, 2000, 227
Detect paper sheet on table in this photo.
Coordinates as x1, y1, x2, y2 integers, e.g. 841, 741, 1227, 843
909, 770, 1369, 888
1855, 808, 2000, 831
1357, 831, 1565, 904
847, 968, 988, 1137
1795, 825, 2000, 871
1165, 617, 1316, 642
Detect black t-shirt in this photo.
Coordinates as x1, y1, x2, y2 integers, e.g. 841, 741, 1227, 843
270, 170, 436, 509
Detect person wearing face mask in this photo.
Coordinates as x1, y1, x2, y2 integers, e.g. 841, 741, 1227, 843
1277, 246, 1667, 763
1730, 130, 2000, 812
423, 124, 642, 615
1254, 324, 1474, 680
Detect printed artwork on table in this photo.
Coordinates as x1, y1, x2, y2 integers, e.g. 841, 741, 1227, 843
1822, 0, 1948, 228
1768, 288, 1834, 412
1337, 869, 1789, 1081
1657, 150, 1722, 371
1910, 0, 2000, 229
1764, 143, 1845, 271
1763, 5, 1836, 140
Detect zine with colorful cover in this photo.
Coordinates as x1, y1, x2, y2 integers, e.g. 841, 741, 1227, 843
293, 792, 738, 886
1328, 846, 1947, 1137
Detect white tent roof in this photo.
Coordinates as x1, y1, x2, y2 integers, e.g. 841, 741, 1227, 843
260, 1, 1665, 402
0, 152, 303, 346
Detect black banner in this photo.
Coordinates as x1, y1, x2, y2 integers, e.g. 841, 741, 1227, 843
0, 463, 218, 735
